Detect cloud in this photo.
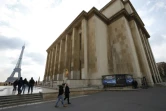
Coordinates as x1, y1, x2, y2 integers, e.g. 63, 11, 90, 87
151, 43, 166, 62
150, 34, 166, 47
0, 35, 26, 50
25, 52, 46, 65
6, 3, 30, 14
149, 1, 166, 12
146, 1, 151, 6
9, 51, 46, 66
0, 21, 10, 27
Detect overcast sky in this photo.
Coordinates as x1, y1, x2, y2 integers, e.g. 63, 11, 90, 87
0, 0, 166, 82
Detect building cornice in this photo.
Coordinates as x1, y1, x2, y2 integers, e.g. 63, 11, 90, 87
87, 7, 109, 24
100, 0, 117, 12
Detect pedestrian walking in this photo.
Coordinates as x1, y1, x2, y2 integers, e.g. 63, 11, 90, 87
13, 79, 18, 91
17, 77, 23, 95
22, 78, 28, 94
142, 77, 148, 89
28, 77, 35, 94
64, 83, 71, 104
55, 84, 67, 107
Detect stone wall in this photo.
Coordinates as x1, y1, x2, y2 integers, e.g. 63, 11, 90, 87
101, 0, 124, 18
108, 16, 142, 85
44, 79, 103, 88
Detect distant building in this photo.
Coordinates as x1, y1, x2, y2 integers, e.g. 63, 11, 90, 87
44, 0, 162, 87
0, 82, 5, 86
157, 62, 166, 81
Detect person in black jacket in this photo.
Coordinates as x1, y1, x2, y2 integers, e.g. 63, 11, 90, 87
28, 77, 35, 94
22, 78, 28, 94
55, 84, 67, 107
64, 83, 71, 104
13, 79, 18, 91
17, 77, 23, 95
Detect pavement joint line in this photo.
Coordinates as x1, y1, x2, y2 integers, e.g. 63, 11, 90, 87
0, 95, 89, 110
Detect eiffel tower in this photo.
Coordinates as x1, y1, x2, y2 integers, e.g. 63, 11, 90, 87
6, 45, 25, 83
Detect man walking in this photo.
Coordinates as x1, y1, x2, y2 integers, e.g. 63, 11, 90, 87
13, 79, 18, 91
64, 83, 71, 104
22, 78, 28, 94
55, 84, 67, 107
28, 77, 35, 94
17, 77, 23, 95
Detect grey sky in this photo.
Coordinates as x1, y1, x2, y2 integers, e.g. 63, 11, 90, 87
0, 35, 25, 50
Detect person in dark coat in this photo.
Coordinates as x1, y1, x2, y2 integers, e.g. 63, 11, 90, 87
22, 78, 28, 94
64, 83, 71, 104
28, 77, 35, 94
55, 84, 67, 107
132, 80, 138, 89
13, 79, 18, 91
17, 77, 23, 95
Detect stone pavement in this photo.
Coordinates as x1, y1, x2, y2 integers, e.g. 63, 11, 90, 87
1, 87, 166, 111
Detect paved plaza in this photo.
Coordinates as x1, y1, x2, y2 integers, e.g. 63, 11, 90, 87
1, 87, 166, 111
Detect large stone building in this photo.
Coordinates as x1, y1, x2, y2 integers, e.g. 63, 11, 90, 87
44, 0, 162, 87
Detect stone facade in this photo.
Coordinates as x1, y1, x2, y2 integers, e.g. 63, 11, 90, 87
44, 0, 162, 87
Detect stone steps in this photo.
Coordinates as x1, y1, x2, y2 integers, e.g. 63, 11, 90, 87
0, 93, 43, 108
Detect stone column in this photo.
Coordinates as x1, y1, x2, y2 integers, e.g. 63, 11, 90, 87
71, 28, 81, 79
58, 39, 65, 80
64, 34, 71, 79
147, 38, 159, 83
129, 20, 154, 86
146, 39, 162, 82
58, 41, 62, 81
70, 29, 75, 79
69, 35, 72, 79
44, 52, 50, 81
53, 46, 57, 80
46, 51, 51, 81
50, 47, 55, 80
56, 43, 60, 80
47, 49, 53, 81
45, 52, 50, 81
139, 29, 157, 83
50, 49, 54, 81
124, 18, 142, 82
82, 19, 88, 79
